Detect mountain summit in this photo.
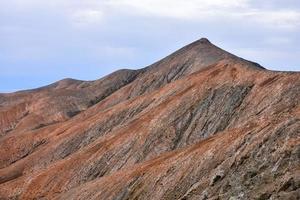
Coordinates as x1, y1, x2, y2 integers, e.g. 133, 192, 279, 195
0, 39, 299, 200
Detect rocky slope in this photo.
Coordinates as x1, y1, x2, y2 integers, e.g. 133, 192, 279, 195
0, 38, 299, 200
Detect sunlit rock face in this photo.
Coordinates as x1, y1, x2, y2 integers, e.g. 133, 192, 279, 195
0, 38, 299, 200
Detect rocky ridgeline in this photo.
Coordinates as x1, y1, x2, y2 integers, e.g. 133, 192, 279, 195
0, 39, 299, 200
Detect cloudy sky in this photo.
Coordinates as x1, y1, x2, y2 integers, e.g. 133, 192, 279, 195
0, 0, 299, 92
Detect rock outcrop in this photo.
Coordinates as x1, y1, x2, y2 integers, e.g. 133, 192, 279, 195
0, 38, 299, 200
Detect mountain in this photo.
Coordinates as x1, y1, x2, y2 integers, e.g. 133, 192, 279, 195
0, 38, 299, 200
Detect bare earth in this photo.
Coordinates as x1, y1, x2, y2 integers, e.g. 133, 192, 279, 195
0, 38, 299, 200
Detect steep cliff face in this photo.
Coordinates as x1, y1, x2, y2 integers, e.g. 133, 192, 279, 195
0, 39, 299, 200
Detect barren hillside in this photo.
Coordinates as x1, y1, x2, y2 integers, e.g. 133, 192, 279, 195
0, 38, 299, 200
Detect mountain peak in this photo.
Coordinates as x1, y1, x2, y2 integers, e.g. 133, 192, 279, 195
186, 37, 214, 49
147, 37, 232, 74
1, 38, 299, 200
197, 37, 211, 44
145, 37, 264, 81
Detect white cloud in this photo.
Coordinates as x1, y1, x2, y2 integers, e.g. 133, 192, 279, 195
105, 0, 249, 19
1, 1, 299, 64
103, 0, 300, 30
70, 9, 104, 27
241, 10, 300, 30
2, 0, 299, 30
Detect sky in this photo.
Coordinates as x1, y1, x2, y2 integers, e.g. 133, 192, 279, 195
0, 0, 300, 92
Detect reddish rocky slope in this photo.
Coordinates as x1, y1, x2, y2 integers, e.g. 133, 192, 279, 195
0, 38, 299, 200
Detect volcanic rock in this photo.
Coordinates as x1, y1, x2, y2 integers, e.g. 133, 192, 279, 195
0, 38, 299, 200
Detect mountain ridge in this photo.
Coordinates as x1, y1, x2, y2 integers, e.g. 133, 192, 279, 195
0, 38, 265, 95
0, 39, 299, 200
